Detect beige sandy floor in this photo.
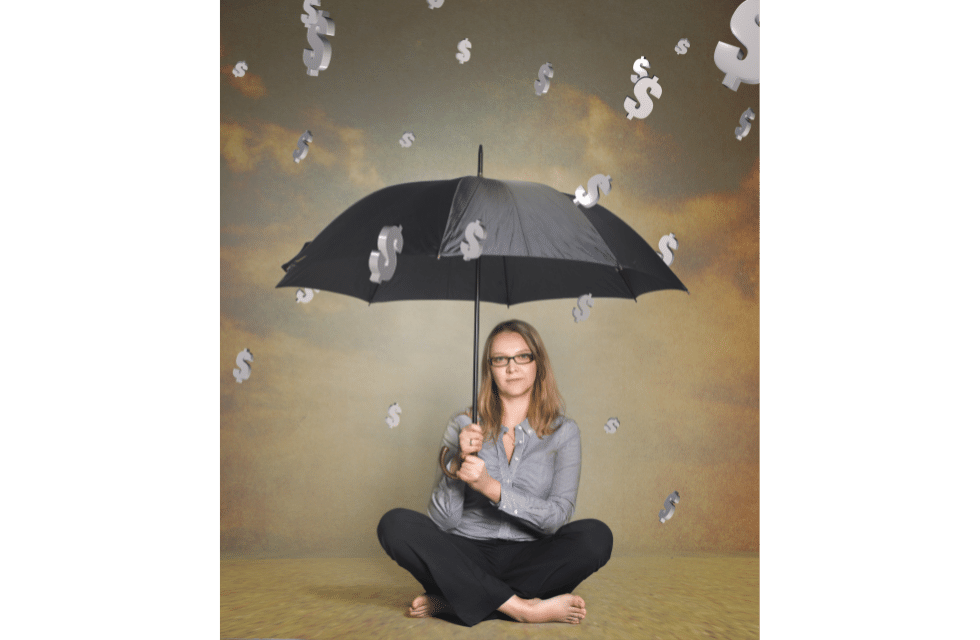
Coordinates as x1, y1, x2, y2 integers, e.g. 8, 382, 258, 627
221, 554, 758, 640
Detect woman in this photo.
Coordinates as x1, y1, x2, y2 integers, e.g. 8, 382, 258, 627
377, 319, 613, 627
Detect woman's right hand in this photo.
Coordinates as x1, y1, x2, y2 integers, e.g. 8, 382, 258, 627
458, 423, 484, 458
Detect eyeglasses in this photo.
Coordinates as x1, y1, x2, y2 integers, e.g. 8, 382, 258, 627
489, 353, 535, 367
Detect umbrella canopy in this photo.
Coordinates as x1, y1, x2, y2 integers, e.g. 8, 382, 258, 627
276, 154, 686, 478
276, 175, 687, 303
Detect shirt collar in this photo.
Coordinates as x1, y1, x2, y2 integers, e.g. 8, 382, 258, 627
505, 419, 530, 434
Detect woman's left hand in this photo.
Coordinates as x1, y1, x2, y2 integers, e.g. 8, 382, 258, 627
457, 454, 488, 486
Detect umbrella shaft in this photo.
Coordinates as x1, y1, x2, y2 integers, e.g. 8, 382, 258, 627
474, 142, 484, 413
472, 258, 480, 426
442, 257, 480, 482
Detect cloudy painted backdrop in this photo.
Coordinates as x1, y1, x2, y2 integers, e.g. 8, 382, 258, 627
220, 0, 759, 557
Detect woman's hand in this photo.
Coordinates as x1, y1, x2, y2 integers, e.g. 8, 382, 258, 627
457, 454, 488, 486
458, 423, 483, 458
457, 454, 502, 503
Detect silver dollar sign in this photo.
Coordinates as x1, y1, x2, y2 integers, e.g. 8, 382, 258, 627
233, 348, 254, 384
460, 220, 485, 261
572, 293, 593, 323
295, 288, 319, 303
399, 132, 415, 148
386, 402, 401, 428
603, 417, 620, 434
735, 107, 755, 141
534, 62, 553, 96
624, 76, 662, 120
630, 55, 650, 83
233, 61, 248, 77
456, 38, 471, 64
293, 130, 313, 163
302, 0, 335, 76
659, 490, 680, 523
573, 174, 612, 208
427, 0, 444, 8
658, 233, 678, 266
368, 225, 404, 284
714, 0, 759, 91
674, 38, 690, 55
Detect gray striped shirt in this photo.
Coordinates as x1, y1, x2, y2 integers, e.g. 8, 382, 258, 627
427, 412, 581, 540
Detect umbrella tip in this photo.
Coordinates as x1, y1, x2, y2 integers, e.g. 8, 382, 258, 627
478, 145, 483, 177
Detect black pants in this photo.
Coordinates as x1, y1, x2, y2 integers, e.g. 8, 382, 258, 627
376, 508, 613, 627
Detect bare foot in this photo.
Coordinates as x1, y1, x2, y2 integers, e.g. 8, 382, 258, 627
407, 593, 452, 618
499, 594, 586, 624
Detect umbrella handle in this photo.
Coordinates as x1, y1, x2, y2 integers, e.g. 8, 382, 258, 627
439, 446, 464, 480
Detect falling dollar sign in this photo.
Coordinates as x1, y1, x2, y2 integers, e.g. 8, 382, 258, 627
658, 233, 678, 266
293, 130, 313, 163
624, 76, 662, 120
368, 225, 404, 284
295, 288, 319, 303
604, 417, 620, 434
456, 38, 471, 64
534, 62, 553, 96
572, 293, 593, 323
233, 61, 248, 77
399, 132, 415, 148
386, 402, 401, 428
460, 220, 485, 261
735, 107, 755, 141
427, 0, 443, 8
573, 174, 612, 208
630, 55, 650, 83
233, 348, 254, 384
659, 490, 680, 523
674, 38, 690, 55
714, 0, 759, 91
301, 0, 335, 76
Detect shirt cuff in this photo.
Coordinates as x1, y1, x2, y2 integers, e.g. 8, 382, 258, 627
496, 484, 522, 516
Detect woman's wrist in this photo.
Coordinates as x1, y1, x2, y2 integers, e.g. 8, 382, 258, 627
473, 475, 501, 503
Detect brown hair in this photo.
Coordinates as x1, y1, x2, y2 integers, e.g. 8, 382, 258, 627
466, 319, 566, 442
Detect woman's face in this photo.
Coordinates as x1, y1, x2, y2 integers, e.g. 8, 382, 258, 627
489, 331, 538, 401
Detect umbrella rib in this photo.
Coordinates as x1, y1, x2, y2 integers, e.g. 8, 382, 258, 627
439, 177, 476, 259
618, 266, 640, 302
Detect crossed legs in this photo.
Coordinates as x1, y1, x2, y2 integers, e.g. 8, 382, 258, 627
377, 508, 613, 627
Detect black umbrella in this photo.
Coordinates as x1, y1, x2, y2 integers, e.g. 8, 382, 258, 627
276, 147, 686, 475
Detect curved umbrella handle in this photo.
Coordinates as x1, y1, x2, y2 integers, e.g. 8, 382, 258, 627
439, 445, 464, 480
